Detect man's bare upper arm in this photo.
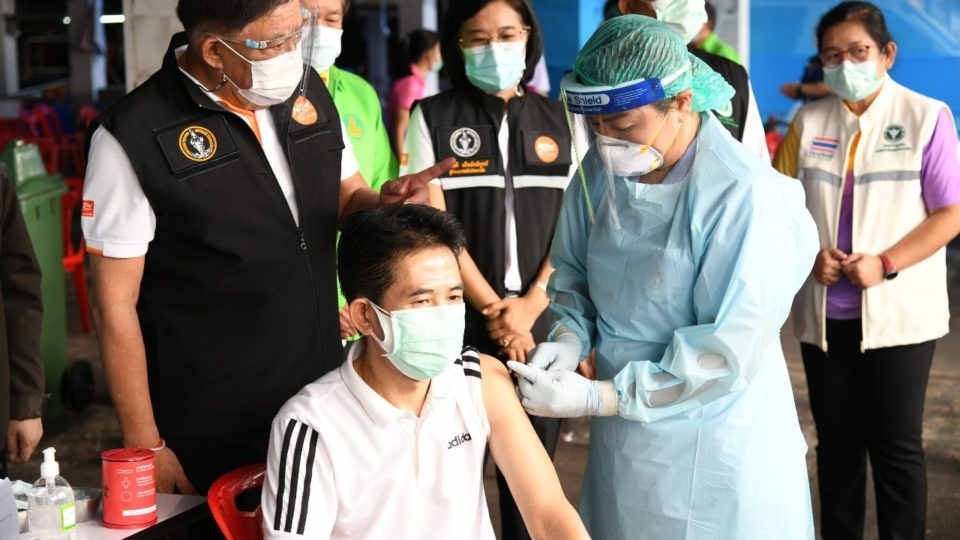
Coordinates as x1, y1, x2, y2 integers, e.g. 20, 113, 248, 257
480, 356, 588, 538
89, 254, 146, 307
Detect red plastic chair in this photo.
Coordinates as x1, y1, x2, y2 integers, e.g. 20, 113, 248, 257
62, 178, 91, 333
208, 463, 266, 540
76, 105, 100, 134
21, 105, 85, 175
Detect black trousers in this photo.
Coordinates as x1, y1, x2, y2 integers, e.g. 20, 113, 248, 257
166, 429, 270, 540
801, 319, 934, 540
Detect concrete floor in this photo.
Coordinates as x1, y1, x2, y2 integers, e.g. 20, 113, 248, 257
8, 266, 960, 539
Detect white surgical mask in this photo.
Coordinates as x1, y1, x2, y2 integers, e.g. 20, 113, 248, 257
309, 25, 343, 73
597, 112, 682, 178
368, 302, 466, 381
823, 60, 883, 103
218, 38, 304, 107
654, 0, 708, 44
463, 42, 527, 94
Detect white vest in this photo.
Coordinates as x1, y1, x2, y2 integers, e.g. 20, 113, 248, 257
791, 78, 953, 351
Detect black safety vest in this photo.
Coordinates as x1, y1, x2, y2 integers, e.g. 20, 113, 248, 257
417, 87, 571, 354
690, 46, 750, 141
97, 33, 344, 438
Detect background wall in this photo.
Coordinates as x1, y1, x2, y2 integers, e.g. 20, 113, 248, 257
531, 0, 604, 98
751, 0, 960, 124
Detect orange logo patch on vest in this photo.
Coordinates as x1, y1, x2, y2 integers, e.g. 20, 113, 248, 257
178, 126, 218, 162
81, 200, 94, 218
292, 96, 319, 125
534, 135, 560, 163
400, 153, 409, 167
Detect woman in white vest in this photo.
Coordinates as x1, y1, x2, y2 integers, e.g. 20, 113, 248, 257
774, 2, 960, 538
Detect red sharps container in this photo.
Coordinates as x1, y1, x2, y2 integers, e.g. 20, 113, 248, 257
101, 448, 158, 528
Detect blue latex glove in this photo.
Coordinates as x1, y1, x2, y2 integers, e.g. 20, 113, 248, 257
508, 361, 617, 418
526, 332, 583, 372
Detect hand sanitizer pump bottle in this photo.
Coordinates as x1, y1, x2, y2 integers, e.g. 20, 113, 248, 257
27, 447, 77, 539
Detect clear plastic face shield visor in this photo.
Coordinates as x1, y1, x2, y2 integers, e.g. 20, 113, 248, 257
559, 65, 687, 228
212, 3, 318, 102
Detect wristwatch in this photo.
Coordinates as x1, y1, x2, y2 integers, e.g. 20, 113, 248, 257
879, 253, 898, 280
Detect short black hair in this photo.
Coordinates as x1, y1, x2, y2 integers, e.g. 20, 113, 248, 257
338, 205, 466, 304
406, 29, 439, 64
439, 0, 544, 90
177, 0, 293, 37
705, 2, 717, 25
816, 1, 893, 53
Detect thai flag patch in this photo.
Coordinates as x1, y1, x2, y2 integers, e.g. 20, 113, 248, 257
808, 136, 839, 158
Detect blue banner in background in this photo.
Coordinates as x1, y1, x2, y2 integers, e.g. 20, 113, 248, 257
531, 0, 604, 99
751, 0, 960, 127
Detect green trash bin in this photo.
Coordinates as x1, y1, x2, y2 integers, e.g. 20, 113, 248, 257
0, 139, 68, 421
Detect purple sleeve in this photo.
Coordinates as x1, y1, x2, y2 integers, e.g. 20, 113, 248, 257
921, 108, 960, 211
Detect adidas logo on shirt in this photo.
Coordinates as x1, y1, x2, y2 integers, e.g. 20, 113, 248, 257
447, 432, 472, 449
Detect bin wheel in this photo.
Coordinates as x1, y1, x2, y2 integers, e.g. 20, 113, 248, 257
61, 360, 94, 411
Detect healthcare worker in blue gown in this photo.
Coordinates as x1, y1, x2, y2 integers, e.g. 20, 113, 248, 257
508, 15, 818, 539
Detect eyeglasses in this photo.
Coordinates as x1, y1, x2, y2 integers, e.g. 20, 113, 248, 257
458, 26, 530, 48
214, 11, 312, 51
819, 45, 874, 68
217, 29, 304, 51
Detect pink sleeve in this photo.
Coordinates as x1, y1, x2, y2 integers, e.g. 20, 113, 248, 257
921, 108, 960, 211
389, 75, 425, 112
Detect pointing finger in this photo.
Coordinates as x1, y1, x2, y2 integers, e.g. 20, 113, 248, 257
406, 157, 456, 188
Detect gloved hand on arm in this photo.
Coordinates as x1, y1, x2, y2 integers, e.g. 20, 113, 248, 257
527, 332, 583, 372
507, 361, 618, 418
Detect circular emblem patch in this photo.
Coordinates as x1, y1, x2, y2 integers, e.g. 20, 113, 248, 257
179, 126, 217, 162
450, 127, 481, 158
883, 124, 905, 144
534, 135, 560, 163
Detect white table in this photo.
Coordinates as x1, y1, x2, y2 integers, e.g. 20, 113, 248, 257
20, 494, 209, 539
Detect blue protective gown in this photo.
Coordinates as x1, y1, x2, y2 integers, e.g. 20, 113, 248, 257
550, 113, 818, 539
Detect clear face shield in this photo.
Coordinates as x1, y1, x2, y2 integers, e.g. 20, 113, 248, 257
297, 3, 318, 97
559, 66, 687, 229
212, 3, 317, 106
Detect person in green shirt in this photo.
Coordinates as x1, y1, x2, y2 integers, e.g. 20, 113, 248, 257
306, 0, 399, 338
692, 1, 742, 65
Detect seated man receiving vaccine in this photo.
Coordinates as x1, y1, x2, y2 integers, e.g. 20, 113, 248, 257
261, 204, 588, 540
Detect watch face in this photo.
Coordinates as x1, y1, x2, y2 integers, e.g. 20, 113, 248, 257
886, 271, 898, 280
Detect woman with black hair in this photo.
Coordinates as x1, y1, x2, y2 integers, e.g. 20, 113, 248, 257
401, 1, 573, 538
388, 29, 441, 155
775, 2, 960, 537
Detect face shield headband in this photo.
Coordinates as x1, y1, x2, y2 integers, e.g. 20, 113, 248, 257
559, 62, 689, 115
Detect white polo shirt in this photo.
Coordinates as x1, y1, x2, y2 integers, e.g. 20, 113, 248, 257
81, 46, 360, 259
262, 344, 494, 539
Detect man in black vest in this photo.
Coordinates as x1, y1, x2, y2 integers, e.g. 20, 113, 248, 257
83, 0, 449, 495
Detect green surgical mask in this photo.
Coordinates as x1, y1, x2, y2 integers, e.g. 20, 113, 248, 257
463, 42, 527, 94
823, 60, 883, 102
369, 301, 466, 381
